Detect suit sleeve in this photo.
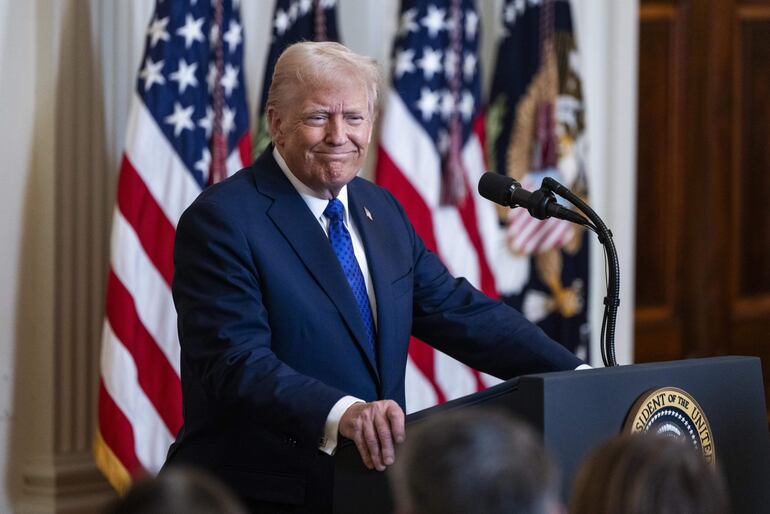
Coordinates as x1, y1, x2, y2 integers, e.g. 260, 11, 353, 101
173, 198, 346, 447
383, 193, 584, 377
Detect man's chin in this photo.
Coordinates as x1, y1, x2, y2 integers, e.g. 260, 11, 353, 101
320, 168, 358, 190
318, 162, 357, 177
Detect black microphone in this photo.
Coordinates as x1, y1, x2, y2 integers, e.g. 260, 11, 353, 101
477, 172, 588, 225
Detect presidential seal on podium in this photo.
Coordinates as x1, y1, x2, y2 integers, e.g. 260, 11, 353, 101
624, 387, 715, 465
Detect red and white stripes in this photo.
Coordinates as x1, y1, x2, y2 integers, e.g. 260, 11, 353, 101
376, 89, 504, 414
95, 94, 249, 492
505, 174, 573, 255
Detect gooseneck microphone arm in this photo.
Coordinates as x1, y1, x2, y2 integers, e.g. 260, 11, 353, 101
477, 172, 619, 367
540, 177, 619, 367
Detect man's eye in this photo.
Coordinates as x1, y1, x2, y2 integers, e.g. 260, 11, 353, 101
305, 115, 327, 125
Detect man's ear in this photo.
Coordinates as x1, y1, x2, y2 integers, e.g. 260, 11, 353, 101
267, 106, 284, 146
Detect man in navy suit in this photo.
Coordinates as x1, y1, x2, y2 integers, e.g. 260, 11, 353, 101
165, 41, 584, 513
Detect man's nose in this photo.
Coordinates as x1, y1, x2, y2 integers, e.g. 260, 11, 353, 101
325, 116, 346, 145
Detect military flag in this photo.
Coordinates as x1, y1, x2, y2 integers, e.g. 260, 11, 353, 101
487, 0, 590, 357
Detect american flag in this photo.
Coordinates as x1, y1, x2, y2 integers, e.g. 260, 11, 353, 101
94, 0, 251, 492
376, 0, 505, 413
253, 0, 340, 156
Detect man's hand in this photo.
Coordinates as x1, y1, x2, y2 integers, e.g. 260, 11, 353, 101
339, 400, 405, 471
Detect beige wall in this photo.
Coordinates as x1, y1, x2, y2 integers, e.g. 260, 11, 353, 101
1, 0, 114, 511
0, 1, 637, 511
0, 0, 55, 511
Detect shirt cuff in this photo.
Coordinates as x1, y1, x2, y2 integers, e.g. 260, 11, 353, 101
575, 364, 593, 370
319, 395, 364, 455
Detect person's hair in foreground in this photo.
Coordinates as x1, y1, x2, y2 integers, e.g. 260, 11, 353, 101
390, 409, 562, 514
570, 433, 730, 514
103, 466, 248, 514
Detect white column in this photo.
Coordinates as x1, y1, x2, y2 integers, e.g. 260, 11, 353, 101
573, 0, 638, 366
3, 0, 157, 511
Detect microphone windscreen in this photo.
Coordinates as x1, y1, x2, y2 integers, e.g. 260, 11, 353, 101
478, 172, 515, 206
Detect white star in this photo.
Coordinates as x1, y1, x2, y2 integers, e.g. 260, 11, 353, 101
222, 106, 236, 136
416, 87, 440, 121
421, 5, 446, 38
274, 9, 290, 36
147, 16, 170, 47
417, 47, 443, 80
221, 64, 239, 96
139, 57, 165, 91
170, 59, 199, 94
465, 10, 479, 40
223, 20, 242, 53
459, 90, 475, 120
198, 106, 214, 138
398, 8, 419, 36
164, 102, 195, 137
194, 148, 211, 179
437, 129, 450, 154
504, 4, 517, 24
209, 22, 219, 48
517, 0, 528, 12
287, 1, 299, 22
444, 49, 458, 79
320, 0, 336, 8
299, 0, 313, 15
207, 62, 218, 92
176, 14, 205, 48
528, 0, 542, 6
394, 49, 416, 78
440, 90, 455, 120
463, 53, 477, 81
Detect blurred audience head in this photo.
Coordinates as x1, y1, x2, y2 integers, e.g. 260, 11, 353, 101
570, 433, 729, 514
390, 409, 562, 514
103, 466, 248, 514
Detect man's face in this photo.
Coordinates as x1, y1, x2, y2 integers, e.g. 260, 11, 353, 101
269, 77, 373, 199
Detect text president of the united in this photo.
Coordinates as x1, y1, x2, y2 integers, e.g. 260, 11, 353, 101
164, 41, 585, 513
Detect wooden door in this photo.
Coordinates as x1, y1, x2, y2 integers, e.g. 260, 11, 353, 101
635, 0, 770, 416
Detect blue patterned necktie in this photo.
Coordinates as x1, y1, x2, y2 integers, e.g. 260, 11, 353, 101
324, 198, 377, 364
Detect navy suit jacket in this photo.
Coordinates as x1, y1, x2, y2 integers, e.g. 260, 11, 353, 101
165, 149, 583, 512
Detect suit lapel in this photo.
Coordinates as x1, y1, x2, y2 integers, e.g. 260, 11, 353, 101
348, 182, 402, 387
252, 153, 380, 382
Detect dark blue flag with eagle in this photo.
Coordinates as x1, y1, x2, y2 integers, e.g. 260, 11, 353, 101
253, 0, 341, 155
486, 0, 590, 359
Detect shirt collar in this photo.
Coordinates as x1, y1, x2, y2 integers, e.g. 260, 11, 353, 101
273, 147, 350, 224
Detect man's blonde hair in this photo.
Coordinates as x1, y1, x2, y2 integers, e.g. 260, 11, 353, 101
266, 41, 380, 132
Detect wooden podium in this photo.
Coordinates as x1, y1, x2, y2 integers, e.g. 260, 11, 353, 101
333, 356, 770, 513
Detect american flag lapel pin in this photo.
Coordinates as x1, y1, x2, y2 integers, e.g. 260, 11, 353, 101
364, 206, 373, 221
